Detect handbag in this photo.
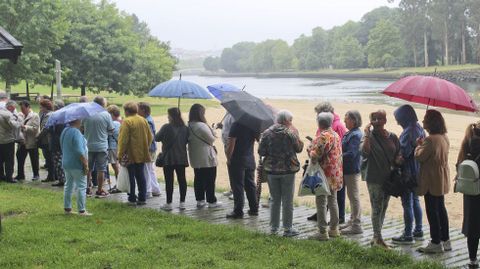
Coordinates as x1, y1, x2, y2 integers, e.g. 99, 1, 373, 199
155, 128, 179, 168
371, 133, 412, 197
298, 161, 330, 196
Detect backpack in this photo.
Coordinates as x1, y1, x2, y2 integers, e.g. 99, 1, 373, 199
455, 143, 480, 196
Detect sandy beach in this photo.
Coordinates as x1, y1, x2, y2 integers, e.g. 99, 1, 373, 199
152, 99, 476, 228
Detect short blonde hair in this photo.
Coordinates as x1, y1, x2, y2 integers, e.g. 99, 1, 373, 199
107, 105, 121, 117
123, 102, 138, 115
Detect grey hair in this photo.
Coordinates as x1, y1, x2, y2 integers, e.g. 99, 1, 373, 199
345, 110, 362, 129
78, 96, 88, 103
6, 100, 17, 107
54, 100, 65, 110
276, 109, 293, 125
93, 96, 106, 107
317, 112, 333, 129
314, 101, 334, 113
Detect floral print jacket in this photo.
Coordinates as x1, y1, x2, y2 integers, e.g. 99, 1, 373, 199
309, 128, 343, 191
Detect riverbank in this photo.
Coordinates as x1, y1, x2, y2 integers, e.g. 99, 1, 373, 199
199, 64, 480, 82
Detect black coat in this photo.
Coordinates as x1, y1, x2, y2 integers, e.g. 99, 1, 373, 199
461, 133, 480, 238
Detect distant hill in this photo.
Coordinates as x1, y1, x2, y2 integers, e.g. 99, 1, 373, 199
172, 48, 221, 71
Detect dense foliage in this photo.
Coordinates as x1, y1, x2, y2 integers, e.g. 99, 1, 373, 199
0, 0, 177, 96
206, 0, 480, 72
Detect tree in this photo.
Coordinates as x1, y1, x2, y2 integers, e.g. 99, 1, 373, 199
332, 36, 365, 68
0, 0, 68, 96
357, 7, 401, 45
57, 0, 137, 95
203, 56, 220, 71
398, 0, 429, 67
429, 0, 456, 65
367, 20, 405, 68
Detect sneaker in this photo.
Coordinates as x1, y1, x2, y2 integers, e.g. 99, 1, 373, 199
270, 228, 279, 235
14, 175, 25, 181
64, 209, 73, 215
307, 213, 317, 221
109, 188, 122, 194
413, 230, 424, 240
309, 231, 329, 241
161, 203, 172, 211
340, 221, 352, 230
418, 242, 443, 254
328, 228, 341, 238
95, 190, 110, 198
136, 201, 146, 206
223, 190, 232, 196
261, 203, 270, 208
392, 234, 414, 245
442, 240, 452, 251
284, 229, 300, 237
228, 194, 234, 200
341, 225, 363, 235
41, 178, 55, 182
31, 176, 39, 181
152, 192, 161, 197
468, 260, 479, 269
179, 202, 186, 210
226, 211, 243, 219
196, 200, 206, 209
86, 188, 93, 197
247, 210, 258, 216
208, 202, 222, 208
52, 182, 64, 187
79, 211, 93, 216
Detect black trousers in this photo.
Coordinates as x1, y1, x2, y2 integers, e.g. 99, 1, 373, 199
424, 192, 450, 244
193, 167, 217, 203
337, 185, 346, 222
468, 236, 479, 261
0, 142, 15, 181
228, 164, 258, 215
16, 144, 39, 178
163, 165, 187, 204
40, 145, 54, 180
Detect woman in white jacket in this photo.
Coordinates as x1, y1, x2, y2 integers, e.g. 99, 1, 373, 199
188, 104, 220, 208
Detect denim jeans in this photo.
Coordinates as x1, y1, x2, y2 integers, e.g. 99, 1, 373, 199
64, 169, 87, 212
401, 191, 423, 237
127, 163, 147, 203
228, 164, 257, 215
268, 173, 295, 230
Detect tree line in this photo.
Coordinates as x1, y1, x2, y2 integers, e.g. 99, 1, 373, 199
204, 0, 480, 73
0, 0, 177, 96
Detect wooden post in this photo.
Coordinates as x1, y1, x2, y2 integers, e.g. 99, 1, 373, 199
50, 80, 54, 99
55, 59, 62, 100
26, 81, 30, 100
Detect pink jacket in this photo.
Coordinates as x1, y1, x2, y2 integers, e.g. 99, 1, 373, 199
316, 113, 347, 139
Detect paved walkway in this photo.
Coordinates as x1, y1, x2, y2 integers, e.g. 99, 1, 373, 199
21, 165, 474, 268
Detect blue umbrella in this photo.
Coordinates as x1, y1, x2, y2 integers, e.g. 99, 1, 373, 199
45, 102, 105, 127
148, 74, 212, 107
206, 83, 241, 100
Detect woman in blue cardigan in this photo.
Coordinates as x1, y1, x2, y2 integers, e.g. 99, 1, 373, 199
339, 110, 363, 234
61, 119, 90, 216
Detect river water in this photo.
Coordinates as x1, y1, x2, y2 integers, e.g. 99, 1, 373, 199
183, 75, 480, 106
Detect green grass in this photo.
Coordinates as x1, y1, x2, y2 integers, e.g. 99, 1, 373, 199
0, 184, 443, 269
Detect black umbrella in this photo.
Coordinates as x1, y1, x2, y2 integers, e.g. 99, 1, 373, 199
220, 91, 275, 133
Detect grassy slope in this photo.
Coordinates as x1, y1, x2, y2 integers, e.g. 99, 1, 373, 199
0, 184, 442, 269
308, 64, 480, 75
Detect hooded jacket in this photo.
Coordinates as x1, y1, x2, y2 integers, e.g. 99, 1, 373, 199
258, 124, 303, 174
393, 105, 425, 178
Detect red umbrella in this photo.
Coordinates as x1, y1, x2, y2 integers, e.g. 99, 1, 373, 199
382, 75, 478, 112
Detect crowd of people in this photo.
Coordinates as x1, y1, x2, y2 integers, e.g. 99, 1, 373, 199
0, 91, 478, 268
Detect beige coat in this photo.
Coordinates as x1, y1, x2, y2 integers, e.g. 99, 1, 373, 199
21, 110, 40, 149
414, 134, 450, 196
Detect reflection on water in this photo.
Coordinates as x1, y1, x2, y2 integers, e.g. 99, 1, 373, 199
183, 75, 480, 106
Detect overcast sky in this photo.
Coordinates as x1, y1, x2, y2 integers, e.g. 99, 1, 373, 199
112, 0, 397, 51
